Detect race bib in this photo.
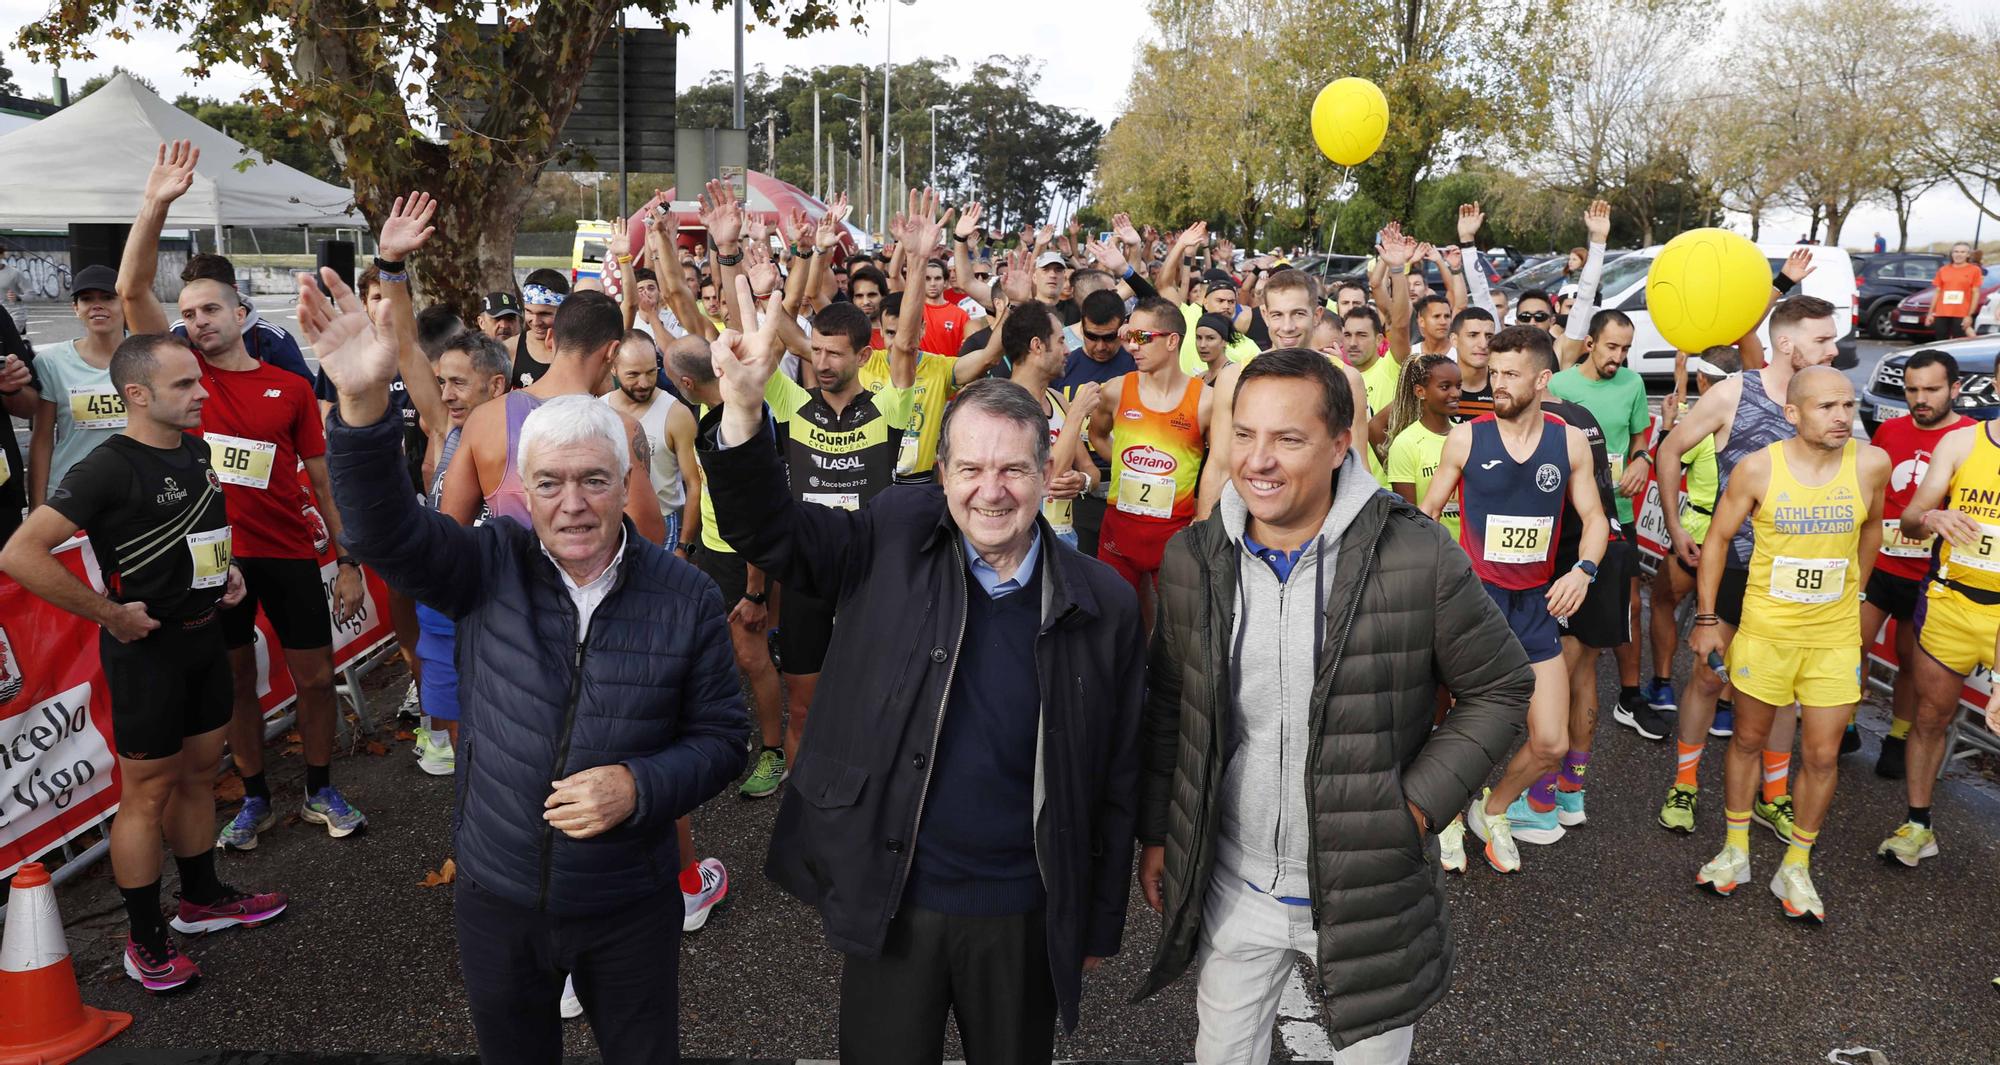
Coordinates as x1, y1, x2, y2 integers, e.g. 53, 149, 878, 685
895, 430, 919, 476
803, 491, 860, 511
1610, 453, 1626, 483
68, 386, 126, 430
185, 527, 232, 590
1943, 290, 1968, 307
1770, 555, 1846, 604
1044, 495, 1076, 534
1116, 470, 1175, 518
209, 435, 277, 489
1881, 519, 1935, 560
0, 447, 9, 488
1483, 514, 1553, 564
1949, 522, 2000, 574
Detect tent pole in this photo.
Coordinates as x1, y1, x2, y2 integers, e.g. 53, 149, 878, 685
215, 223, 226, 256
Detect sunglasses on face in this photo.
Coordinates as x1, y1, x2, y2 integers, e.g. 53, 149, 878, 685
974, 272, 992, 280
1518, 311, 1553, 323
1123, 328, 1180, 345
1083, 329, 1121, 344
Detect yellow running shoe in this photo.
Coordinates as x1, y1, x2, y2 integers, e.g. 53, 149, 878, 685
1876, 821, 1939, 868
1658, 784, 1698, 834
1696, 843, 1750, 896
1752, 794, 1795, 844
1466, 789, 1520, 873
1769, 863, 1825, 923
1438, 816, 1467, 874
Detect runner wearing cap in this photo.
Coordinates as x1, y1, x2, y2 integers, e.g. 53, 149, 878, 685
26, 264, 127, 505
477, 292, 522, 343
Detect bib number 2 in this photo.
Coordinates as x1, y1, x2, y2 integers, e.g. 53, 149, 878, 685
1116, 471, 1175, 518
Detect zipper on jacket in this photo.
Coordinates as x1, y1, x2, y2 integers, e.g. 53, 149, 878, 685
1303, 522, 1384, 962
537, 637, 588, 910
886, 536, 971, 919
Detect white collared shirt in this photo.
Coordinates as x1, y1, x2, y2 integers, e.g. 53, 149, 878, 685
540, 527, 628, 641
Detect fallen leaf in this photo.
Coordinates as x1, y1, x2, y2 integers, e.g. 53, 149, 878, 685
420, 858, 457, 888
394, 729, 416, 742
365, 740, 390, 757
281, 742, 303, 756
212, 773, 245, 803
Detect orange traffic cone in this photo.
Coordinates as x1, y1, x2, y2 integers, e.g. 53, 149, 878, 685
0, 862, 131, 1064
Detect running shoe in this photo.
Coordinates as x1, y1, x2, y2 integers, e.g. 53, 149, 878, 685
1504, 791, 1566, 845
1753, 795, 1796, 845
1696, 843, 1751, 896
1658, 783, 1698, 833
1438, 816, 1467, 874
560, 974, 584, 1019
683, 857, 729, 931
123, 936, 199, 993
1466, 790, 1520, 873
1644, 678, 1679, 712
1876, 821, 1939, 867
215, 796, 274, 851
1709, 704, 1735, 738
302, 785, 368, 838
415, 730, 455, 777
171, 888, 289, 934
1613, 696, 1670, 741
739, 748, 786, 800
1839, 723, 1861, 755
1553, 787, 1586, 827
396, 680, 422, 723
1875, 734, 1907, 780
1769, 863, 1825, 923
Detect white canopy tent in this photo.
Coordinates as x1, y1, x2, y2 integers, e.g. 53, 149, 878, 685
0, 72, 359, 234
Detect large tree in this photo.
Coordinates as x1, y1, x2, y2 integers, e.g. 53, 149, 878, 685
18, 1, 851, 316
0, 48, 22, 96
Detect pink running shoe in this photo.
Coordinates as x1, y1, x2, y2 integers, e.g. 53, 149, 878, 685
124, 936, 200, 992
170, 889, 289, 934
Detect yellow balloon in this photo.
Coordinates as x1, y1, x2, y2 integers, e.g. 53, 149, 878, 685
1646, 228, 1772, 353
1311, 78, 1389, 167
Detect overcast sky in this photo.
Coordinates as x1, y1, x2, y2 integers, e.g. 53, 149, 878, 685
2, 0, 1994, 249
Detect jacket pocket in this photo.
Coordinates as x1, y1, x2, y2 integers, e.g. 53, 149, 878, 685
452, 735, 475, 833
1389, 765, 1426, 866
791, 753, 869, 810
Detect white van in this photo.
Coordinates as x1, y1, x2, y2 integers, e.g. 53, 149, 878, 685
1588, 242, 1858, 379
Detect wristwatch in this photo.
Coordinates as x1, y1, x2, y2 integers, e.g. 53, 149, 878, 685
1573, 559, 1599, 584
336, 555, 361, 570
677, 541, 697, 554
743, 592, 769, 605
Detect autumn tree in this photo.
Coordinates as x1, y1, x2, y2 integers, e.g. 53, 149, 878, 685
0, 48, 22, 96
17, 1, 852, 317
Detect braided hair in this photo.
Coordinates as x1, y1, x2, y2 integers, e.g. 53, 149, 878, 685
1386, 353, 1459, 445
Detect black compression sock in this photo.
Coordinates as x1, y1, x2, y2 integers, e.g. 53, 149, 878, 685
305, 762, 331, 795
1620, 685, 1641, 703
174, 850, 226, 905
121, 879, 170, 952
1908, 805, 1932, 828
241, 772, 270, 802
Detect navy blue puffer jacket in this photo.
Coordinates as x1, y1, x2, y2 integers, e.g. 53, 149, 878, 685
327, 412, 749, 914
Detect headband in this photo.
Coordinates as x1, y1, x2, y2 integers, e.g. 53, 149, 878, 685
523, 284, 567, 307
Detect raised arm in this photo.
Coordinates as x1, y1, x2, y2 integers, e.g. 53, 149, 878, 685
118, 141, 198, 334
1659, 377, 1740, 568
888, 187, 944, 390
699, 179, 747, 333
1157, 222, 1205, 306
375, 192, 449, 438
1557, 200, 1610, 367
650, 207, 715, 343
1379, 225, 1416, 364
952, 202, 995, 310
1433, 244, 1468, 315
1458, 203, 1496, 316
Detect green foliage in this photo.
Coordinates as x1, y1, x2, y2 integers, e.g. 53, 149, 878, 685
0, 48, 21, 96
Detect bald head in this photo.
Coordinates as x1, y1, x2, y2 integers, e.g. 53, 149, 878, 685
1784, 364, 1857, 450
1785, 364, 1850, 407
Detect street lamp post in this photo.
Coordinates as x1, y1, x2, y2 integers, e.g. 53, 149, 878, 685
813, 87, 821, 200
880, 0, 917, 235
832, 91, 870, 230
927, 104, 951, 192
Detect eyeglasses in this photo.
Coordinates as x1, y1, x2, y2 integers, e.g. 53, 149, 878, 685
1517, 311, 1553, 323
1123, 328, 1180, 345
1082, 329, 1122, 344
973, 272, 992, 280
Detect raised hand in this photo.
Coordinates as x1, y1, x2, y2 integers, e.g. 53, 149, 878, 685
1086, 238, 1128, 276
955, 201, 985, 240
1441, 245, 1464, 272
1583, 199, 1612, 244
1781, 247, 1816, 284
1173, 220, 1209, 252
744, 242, 780, 298
1112, 211, 1142, 247
713, 275, 788, 413
1457, 201, 1485, 244
144, 140, 200, 205
700, 178, 744, 248
814, 205, 844, 252
745, 212, 772, 250
904, 186, 946, 265
1214, 237, 1236, 265
1378, 224, 1416, 268
1000, 247, 1034, 303
377, 193, 438, 262
297, 267, 395, 398
888, 213, 909, 242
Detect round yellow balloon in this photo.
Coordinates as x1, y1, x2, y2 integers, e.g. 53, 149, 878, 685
1311, 78, 1389, 167
1646, 228, 1772, 353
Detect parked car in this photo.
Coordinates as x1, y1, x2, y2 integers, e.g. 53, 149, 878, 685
1891, 265, 2000, 341
1858, 334, 2000, 436
1495, 251, 1633, 301
1290, 252, 1370, 285
1596, 241, 1859, 379
1853, 252, 1945, 338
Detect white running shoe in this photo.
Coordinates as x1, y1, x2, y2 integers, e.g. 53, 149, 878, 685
683, 857, 729, 932
560, 974, 583, 1019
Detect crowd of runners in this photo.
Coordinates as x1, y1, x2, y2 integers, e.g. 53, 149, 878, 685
1, 137, 1996, 1063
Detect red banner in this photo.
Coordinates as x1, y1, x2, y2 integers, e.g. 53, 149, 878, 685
0, 525, 396, 878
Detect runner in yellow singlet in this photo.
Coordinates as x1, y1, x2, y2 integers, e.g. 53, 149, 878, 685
1690, 367, 1889, 923
1876, 404, 2000, 867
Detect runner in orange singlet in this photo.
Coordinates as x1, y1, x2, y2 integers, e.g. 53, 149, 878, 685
1090, 297, 1212, 628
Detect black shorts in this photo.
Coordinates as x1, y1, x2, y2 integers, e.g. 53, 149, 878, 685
1557, 541, 1636, 648
101, 619, 233, 759
776, 587, 836, 675
1866, 569, 1924, 622
221, 556, 333, 651
1936, 315, 1969, 340
694, 544, 748, 610
1717, 566, 1749, 629
1486, 583, 1561, 663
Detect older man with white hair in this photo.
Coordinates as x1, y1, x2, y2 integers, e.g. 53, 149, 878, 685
304, 267, 748, 1065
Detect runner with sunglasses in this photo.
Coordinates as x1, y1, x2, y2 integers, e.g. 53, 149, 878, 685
1514, 290, 1559, 334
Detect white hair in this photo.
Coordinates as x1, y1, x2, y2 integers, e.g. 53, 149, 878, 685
517, 394, 631, 480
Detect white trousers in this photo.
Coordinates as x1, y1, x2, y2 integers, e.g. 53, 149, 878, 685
1194, 872, 1415, 1065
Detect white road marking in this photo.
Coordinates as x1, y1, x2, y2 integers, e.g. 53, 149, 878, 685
1277, 959, 1335, 1058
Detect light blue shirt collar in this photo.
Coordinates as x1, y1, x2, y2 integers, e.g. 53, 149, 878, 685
963, 531, 1041, 599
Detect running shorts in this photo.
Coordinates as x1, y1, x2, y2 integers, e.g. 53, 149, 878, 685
1716, 566, 1749, 630
1725, 630, 1861, 709
776, 586, 836, 676
1916, 583, 2000, 677
1557, 541, 1635, 648
1486, 583, 1562, 664
101, 617, 233, 759
694, 544, 750, 610
221, 556, 334, 651
1865, 569, 1924, 624
414, 603, 460, 722
1098, 509, 1189, 593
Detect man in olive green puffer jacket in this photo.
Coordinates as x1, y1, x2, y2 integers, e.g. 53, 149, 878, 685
1133, 348, 1533, 1063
